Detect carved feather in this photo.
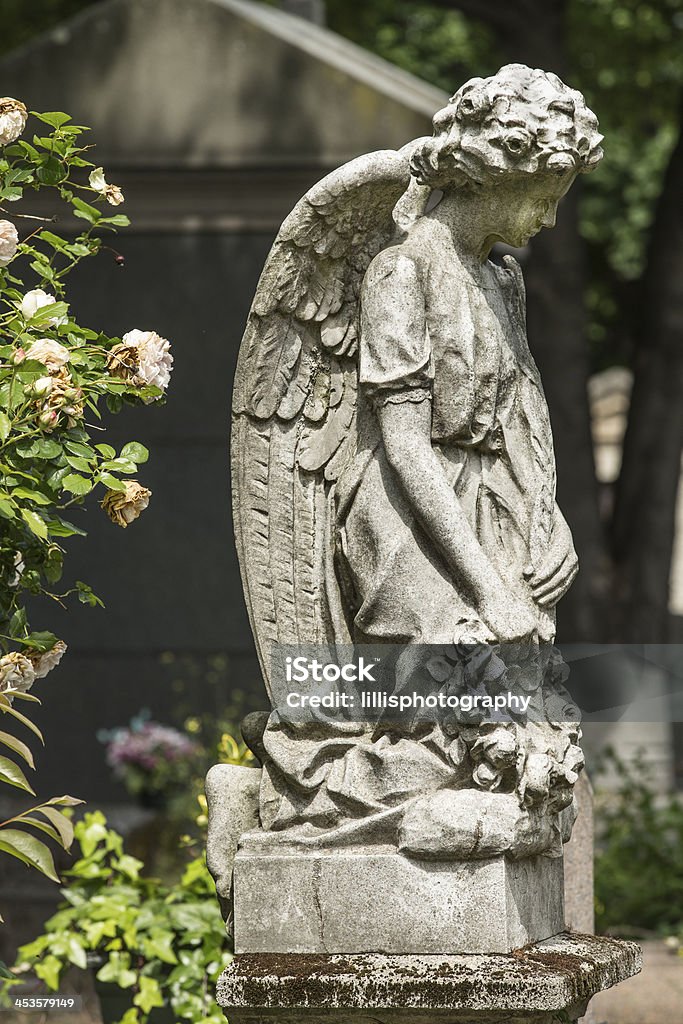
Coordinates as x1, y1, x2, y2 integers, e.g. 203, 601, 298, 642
231, 149, 411, 694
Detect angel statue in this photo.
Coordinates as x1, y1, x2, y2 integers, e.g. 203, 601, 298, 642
230, 65, 603, 863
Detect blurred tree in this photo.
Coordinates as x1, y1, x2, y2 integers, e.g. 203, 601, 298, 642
0, 0, 102, 55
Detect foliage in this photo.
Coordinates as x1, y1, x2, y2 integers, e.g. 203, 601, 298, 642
98, 711, 201, 802
594, 747, 683, 933
12, 812, 232, 1024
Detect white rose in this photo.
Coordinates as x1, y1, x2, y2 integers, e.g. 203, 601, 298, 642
0, 652, 35, 696
0, 98, 27, 146
109, 329, 173, 397
19, 288, 66, 325
30, 640, 67, 679
26, 338, 70, 371
89, 166, 124, 206
0, 220, 18, 266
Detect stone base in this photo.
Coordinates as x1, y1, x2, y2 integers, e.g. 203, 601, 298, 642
218, 933, 641, 1024
233, 847, 564, 954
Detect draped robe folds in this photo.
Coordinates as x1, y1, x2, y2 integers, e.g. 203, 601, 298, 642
259, 222, 565, 841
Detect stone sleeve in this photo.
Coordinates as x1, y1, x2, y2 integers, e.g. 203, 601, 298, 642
359, 250, 432, 403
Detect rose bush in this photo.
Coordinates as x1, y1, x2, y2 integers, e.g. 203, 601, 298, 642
0, 102, 173, 887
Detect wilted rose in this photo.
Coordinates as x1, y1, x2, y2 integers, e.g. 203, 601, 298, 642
26, 338, 70, 371
0, 651, 35, 697
29, 640, 67, 679
0, 97, 27, 146
107, 329, 173, 398
101, 480, 151, 528
89, 166, 125, 206
19, 288, 67, 326
0, 220, 18, 266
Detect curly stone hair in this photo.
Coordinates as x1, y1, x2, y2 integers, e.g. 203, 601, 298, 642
410, 64, 603, 190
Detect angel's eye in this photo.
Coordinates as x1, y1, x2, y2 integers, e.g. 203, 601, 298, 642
503, 129, 532, 157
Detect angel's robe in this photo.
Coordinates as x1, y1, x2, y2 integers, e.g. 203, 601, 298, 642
258, 223, 565, 838
335, 222, 558, 646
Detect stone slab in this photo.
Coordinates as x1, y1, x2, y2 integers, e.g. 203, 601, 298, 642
233, 849, 564, 954
218, 933, 641, 1024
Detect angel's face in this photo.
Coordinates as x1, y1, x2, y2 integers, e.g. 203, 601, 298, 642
487, 171, 577, 249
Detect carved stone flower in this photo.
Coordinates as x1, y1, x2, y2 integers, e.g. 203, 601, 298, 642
89, 167, 125, 206
101, 481, 151, 528
19, 289, 66, 326
29, 640, 67, 679
0, 652, 36, 697
107, 329, 173, 397
26, 338, 70, 371
0, 97, 27, 145
0, 220, 18, 266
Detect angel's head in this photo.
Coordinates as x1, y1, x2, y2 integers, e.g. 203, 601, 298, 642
411, 64, 603, 193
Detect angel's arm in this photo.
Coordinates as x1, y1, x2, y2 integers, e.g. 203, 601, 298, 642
376, 398, 537, 642
360, 250, 536, 641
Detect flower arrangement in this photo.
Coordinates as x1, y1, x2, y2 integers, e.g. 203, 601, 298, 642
0, 99, 172, 881
99, 713, 200, 804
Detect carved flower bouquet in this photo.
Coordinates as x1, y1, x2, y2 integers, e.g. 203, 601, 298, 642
99, 713, 200, 807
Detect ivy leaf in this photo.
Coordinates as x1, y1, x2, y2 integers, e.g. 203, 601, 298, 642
0, 828, 58, 881
34, 953, 62, 990
134, 976, 164, 1014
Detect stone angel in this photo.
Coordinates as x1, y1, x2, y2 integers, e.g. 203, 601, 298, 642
230, 64, 603, 857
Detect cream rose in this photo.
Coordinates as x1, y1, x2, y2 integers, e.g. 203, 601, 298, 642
0, 98, 27, 146
101, 481, 151, 528
19, 289, 67, 325
30, 640, 67, 679
89, 167, 125, 206
0, 652, 35, 696
107, 329, 173, 397
0, 220, 18, 266
26, 338, 70, 371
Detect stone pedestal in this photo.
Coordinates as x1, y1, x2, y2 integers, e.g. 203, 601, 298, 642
233, 847, 565, 955
218, 933, 641, 1024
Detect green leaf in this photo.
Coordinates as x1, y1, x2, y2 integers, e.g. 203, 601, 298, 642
134, 976, 164, 1014
21, 508, 48, 540
23, 631, 58, 652
12, 487, 51, 505
30, 438, 62, 459
95, 443, 116, 459
0, 828, 58, 881
100, 472, 126, 492
0, 703, 44, 743
102, 458, 136, 474
37, 156, 67, 186
67, 936, 87, 970
120, 442, 149, 465
36, 805, 74, 849
61, 473, 92, 496
0, 731, 35, 769
34, 954, 62, 990
71, 196, 101, 224
31, 111, 72, 129
0, 411, 10, 441
0, 755, 35, 794
47, 517, 87, 538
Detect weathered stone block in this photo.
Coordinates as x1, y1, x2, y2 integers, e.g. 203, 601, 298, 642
233, 848, 565, 954
218, 933, 642, 1024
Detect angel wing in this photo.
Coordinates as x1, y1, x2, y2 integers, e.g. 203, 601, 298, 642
232, 150, 412, 699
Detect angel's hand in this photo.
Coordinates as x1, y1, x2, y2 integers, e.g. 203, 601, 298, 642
524, 512, 578, 609
479, 591, 538, 643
